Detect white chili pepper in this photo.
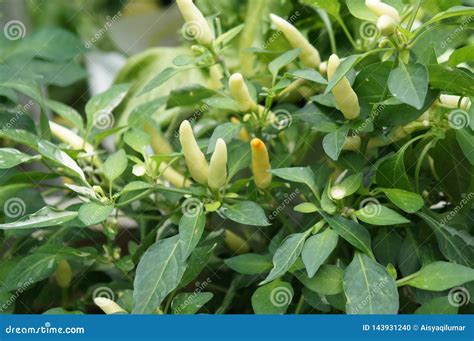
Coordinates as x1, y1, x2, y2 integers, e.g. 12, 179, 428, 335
270, 13, 321, 68
229, 73, 258, 112
377, 14, 397, 36
208, 138, 227, 189
327, 54, 360, 120
365, 0, 400, 23
179, 120, 209, 185
176, 0, 214, 45
94, 297, 127, 315
438, 94, 471, 111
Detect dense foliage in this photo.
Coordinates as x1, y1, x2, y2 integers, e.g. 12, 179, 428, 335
0, 0, 473, 315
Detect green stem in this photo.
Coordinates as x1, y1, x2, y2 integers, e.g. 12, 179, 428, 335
415, 139, 436, 194
294, 294, 305, 314
396, 271, 419, 287
406, 0, 422, 32
336, 17, 358, 50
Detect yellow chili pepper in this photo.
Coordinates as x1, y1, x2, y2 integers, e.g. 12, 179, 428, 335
327, 54, 360, 120
55, 260, 72, 289
229, 73, 258, 112
251, 138, 272, 189
176, 0, 214, 45
208, 138, 227, 190
179, 120, 209, 185
270, 13, 321, 68
365, 0, 401, 22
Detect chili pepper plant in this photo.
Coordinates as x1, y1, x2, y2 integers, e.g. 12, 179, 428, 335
0, 0, 473, 315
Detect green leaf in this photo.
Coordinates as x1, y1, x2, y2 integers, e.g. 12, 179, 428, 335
346, 0, 403, 21
179, 244, 216, 288
133, 235, 185, 314
294, 202, 318, 213
417, 212, 474, 268
323, 214, 373, 257
343, 253, 399, 314
271, 167, 318, 196
207, 123, 241, 154
124, 129, 151, 154
448, 46, 474, 66
0, 148, 39, 169
261, 230, 311, 285
333, 173, 362, 199
297, 265, 343, 295
215, 24, 244, 46
0, 129, 39, 150
355, 204, 410, 226
140, 67, 181, 95
414, 296, 458, 314
166, 84, 215, 109
301, 0, 340, 16
302, 228, 338, 278
179, 211, 205, 261
252, 280, 293, 314
78, 202, 114, 226
427, 64, 474, 96
225, 254, 272, 275
404, 261, 474, 291
221, 201, 270, 226
323, 127, 348, 161
324, 54, 362, 94
227, 142, 251, 179
171, 292, 213, 314
203, 96, 239, 111
120, 181, 153, 194
455, 128, 474, 166
103, 150, 128, 182
287, 69, 328, 84
379, 188, 424, 213
388, 63, 428, 110
376, 151, 411, 191
85, 84, 131, 130
269, 49, 301, 81
45, 99, 84, 132
38, 140, 86, 183
1, 253, 59, 292
0, 207, 77, 230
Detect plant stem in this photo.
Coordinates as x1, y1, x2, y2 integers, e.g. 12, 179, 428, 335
336, 17, 358, 50
406, 0, 422, 32
294, 294, 305, 314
